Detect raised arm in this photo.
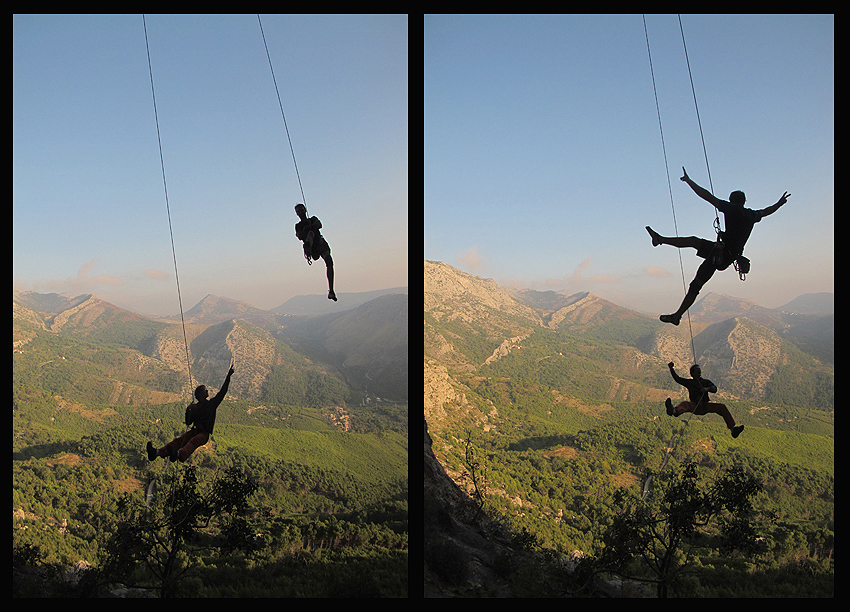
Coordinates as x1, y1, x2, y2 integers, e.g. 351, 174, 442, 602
681, 166, 724, 209
759, 192, 790, 217
667, 361, 686, 386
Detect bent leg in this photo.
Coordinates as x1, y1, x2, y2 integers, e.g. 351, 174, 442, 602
177, 431, 210, 462
673, 401, 696, 416
158, 430, 195, 459
671, 259, 717, 319
694, 402, 736, 429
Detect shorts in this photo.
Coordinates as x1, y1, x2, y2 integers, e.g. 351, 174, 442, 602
694, 237, 735, 271
305, 235, 331, 261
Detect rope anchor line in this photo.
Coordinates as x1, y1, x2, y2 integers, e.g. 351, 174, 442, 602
143, 14, 193, 399
258, 13, 307, 208
641, 14, 716, 499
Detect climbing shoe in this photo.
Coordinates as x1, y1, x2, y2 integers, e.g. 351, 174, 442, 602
645, 226, 663, 247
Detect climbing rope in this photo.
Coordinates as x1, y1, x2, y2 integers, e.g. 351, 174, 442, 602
679, 15, 741, 282
641, 409, 696, 500
679, 16, 716, 207
641, 15, 722, 498
143, 15, 194, 399
642, 14, 698, 366
257, 14, 308, 208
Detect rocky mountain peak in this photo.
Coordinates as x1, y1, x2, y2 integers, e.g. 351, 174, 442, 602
424, 260, 540, 323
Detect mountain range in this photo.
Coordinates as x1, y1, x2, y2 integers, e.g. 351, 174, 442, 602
424, 260, 833, 431
14, 286, 408, 406
423, 260, 833, 597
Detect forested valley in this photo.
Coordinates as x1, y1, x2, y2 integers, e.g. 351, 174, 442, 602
425, 261, 833, 597
14, 291, 409, 597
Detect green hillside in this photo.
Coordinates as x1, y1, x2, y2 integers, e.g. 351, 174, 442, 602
425, 264, 832, 597
13, 295, 408, 597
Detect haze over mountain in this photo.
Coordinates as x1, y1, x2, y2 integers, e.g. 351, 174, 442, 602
273, 286, 408, 316
14, 285, 408, 406
425, 260, 833, 431
777, 292, 834, 315
13, 289, 409, 597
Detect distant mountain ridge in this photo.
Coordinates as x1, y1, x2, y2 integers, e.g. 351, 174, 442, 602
424, 260, 833, 433
184, 294, 270, 325
273, 286, 408, 316
777, 292, 834, 315
13, 284, 408, 405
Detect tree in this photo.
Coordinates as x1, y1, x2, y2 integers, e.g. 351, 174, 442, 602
94, 465, 258, 598
586, 462, 769, 598
460, 430, 488, 521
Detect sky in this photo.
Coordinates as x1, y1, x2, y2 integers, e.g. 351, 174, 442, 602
14, 14, 408, 316
425, 14, 833, 313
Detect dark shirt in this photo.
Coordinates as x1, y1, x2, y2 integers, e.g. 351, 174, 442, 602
191, 373, 231, 434
670, 369, 717, 405
714, 200, 764, 256
295, 216, 323, 242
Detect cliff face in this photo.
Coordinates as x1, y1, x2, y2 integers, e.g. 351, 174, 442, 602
424, 419, 516, 598
424, 419, 655, 598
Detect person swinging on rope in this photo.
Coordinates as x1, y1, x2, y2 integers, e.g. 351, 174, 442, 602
294, 203, 337, 301
665, 361, 744, 438
646, 167, 789, 325
146, 362, 234, 463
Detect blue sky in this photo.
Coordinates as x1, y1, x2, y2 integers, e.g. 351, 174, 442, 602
14, 14, 408, 316
425, 14, 833, 313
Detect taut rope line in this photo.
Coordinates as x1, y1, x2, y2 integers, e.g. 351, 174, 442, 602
642, 14, 697, 365
257, 14, 308, 208
143, 14, 194, 398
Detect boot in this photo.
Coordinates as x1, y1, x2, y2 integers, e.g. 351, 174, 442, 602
660, 313, 681, 325
646, 226, 663, 247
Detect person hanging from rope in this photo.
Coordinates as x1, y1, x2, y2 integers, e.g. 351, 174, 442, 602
646, 167, 789, 325
146, 361, 234, 463
294, 203, 337, 301
665, 361, 744, 438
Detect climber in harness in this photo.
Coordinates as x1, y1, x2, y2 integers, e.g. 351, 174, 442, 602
147, 361, 234, 463
295, 203, 337, 302
665, 362, 744, 438
646, 167, 789, 325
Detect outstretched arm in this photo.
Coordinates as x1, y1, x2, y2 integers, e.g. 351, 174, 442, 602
212, 362, 235, 403
668, 361, 686, 385
759, 192, 790, 217
681, 166, 724, 208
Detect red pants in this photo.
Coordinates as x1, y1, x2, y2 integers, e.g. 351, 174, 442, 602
674, 401, 736, 429
158, 429, 209, 462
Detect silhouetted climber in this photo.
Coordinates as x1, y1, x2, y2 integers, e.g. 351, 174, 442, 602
295, 203, 337, 301
665, 361, 744, 438
647, 167, 789, 325
147, 362, 234, 463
